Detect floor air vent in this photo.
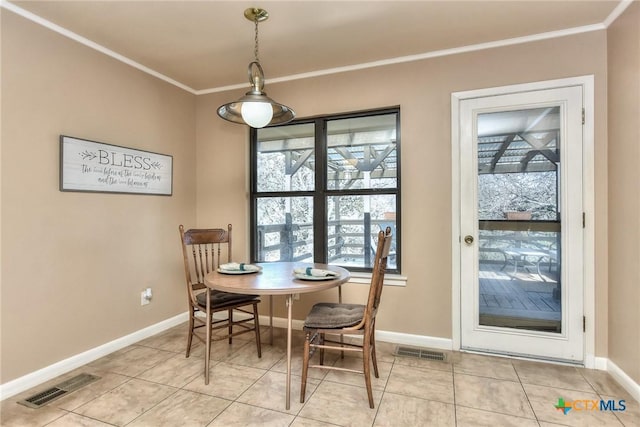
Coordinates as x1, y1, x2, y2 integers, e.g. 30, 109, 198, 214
18, 373, 100, 409
394, 346, 447, 361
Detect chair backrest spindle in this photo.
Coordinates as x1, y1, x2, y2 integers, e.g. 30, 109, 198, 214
179, 224, 233, 298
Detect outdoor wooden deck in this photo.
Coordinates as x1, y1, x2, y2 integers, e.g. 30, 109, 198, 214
479, 262, 561, 332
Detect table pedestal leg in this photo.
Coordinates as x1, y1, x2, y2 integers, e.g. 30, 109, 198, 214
339, 285, 344, 358
285, 294, 293, 410
269, 295, 274, 345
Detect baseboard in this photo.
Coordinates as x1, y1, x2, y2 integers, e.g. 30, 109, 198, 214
592, 355, 608, 370
257, 314, 455, 350
607, 359, 640, 403
255, 316, 453, 350
375, 330, 454, 350
0, 312, 188, 401
257, 314, 305, 331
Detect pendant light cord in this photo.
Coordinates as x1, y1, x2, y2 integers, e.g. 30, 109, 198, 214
254, 18, 260, 63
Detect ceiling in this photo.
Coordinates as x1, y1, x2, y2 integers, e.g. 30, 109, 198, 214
5, 1, 626, 94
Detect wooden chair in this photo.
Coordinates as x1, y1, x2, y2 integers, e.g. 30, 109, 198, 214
300, 227, 393, 408
179, 224, 261, 384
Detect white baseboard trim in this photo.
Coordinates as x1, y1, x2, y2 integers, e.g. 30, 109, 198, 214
0, 312, 188, 401
257, 314, 305, 331
607, 359, 640, 403
592, 355, 608, 370
375, 331, 454, 350
256, 314, 454, 350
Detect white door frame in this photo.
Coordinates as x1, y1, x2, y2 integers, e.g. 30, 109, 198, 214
451, 75, 595, 367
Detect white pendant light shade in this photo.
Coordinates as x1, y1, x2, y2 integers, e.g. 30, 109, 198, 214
241, 101, 273, 128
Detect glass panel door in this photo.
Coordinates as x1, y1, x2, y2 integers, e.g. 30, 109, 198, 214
459, 86, 584, 362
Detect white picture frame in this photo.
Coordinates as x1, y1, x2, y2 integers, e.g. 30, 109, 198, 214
60, 135, 173, 196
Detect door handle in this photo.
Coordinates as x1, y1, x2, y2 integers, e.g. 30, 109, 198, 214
464, 235, 474, 245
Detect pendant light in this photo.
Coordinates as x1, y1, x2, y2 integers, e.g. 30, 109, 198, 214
217, 8, 295, 128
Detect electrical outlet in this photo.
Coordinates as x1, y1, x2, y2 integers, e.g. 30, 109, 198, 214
293, 293, 300, 300
140, 287, 152, 306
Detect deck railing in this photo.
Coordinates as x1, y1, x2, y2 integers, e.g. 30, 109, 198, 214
256, 215, 395, 268
478, 220, 560, 268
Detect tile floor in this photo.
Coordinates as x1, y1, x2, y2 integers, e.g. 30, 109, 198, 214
2, 323, 638, 426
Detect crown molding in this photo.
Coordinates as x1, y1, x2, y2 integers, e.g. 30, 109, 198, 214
2, 0, 631, 96
0, 0, 198, 94
603, 0, 635, 27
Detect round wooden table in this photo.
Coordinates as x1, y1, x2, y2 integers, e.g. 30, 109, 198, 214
205, 261, 350, 409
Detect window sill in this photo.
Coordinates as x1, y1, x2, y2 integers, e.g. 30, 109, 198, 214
347, 271, 407, 287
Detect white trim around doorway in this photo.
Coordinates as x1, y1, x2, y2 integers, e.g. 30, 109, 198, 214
451, 75, 595, 367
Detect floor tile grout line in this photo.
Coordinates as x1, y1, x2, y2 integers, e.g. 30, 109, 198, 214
452, 369, 524, 383
233, 358, 290, 415
512, 359, 541, 425
204, 397, 235, 426
60, 374, 138, 417
36, 408, 72, 427
452, 365, 458, 426
381, 389, 457, 408
453, 403, 543, 423
166, 348, 246, 427
518, 379, 613, 395
368, 355, 394, 427
77, 356, 226, 426
576, 364, 627, 399
69, 411, 120, 427
120, 385, 182, 426
591, 388, 629, 427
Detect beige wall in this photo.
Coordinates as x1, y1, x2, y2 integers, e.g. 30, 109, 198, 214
1, 7, 624, 387
197, 32, 609, 353
1, 12, 196, 382
607, 2, 640, 384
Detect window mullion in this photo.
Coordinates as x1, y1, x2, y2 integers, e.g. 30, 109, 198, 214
249, 127, 258, 262
314, 119, 327, 263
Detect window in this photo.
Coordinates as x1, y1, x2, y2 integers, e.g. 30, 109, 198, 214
250, 107, 400, 273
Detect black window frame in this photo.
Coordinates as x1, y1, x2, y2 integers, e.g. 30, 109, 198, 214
249, 106, 401, 274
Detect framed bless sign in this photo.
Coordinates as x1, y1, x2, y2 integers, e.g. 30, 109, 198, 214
60, 135, 173, 196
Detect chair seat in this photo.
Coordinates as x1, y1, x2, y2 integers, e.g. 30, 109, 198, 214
196, 290, 259, 308
304, 302, 365, 329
